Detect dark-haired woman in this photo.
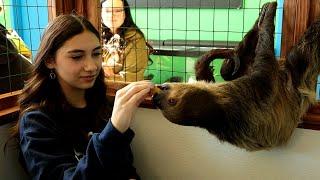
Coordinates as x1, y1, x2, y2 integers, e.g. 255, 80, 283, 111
101, 0, 148, 82
16, 14, 152, 179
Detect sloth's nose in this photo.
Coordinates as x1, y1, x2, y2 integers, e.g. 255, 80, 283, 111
158, 83, 170, 91
152, 93, 162, 109
152, 84, 169, 108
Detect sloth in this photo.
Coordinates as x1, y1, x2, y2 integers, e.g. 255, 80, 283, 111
152, 2, 320, 151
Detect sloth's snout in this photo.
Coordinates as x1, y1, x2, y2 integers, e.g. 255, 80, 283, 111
157, 83, 170, 91
152, 84, 171, 109
152, 93, 162, 109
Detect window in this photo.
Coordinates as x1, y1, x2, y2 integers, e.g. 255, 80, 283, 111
1, 0, 319, 130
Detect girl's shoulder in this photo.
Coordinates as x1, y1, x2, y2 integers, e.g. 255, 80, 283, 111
19, 108, 61, 134
21, 109, 52, 123
124, 27, 145, 41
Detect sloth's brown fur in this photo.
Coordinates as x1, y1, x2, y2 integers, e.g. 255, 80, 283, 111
195, 2, 266, 82
152, 2, 320, 151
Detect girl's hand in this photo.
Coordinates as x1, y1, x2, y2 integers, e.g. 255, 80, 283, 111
111, 81, 154, 133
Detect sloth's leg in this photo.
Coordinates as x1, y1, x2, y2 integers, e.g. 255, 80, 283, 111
252, 2, 277, 75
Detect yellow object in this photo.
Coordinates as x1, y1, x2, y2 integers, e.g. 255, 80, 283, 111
7, 29, 32, 60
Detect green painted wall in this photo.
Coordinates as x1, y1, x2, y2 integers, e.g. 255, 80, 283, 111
131, 0, 279, 83
1, 0, 280, 84
0, 0, 11, 28
131, 0, 278, 42
145, 55, 224, 83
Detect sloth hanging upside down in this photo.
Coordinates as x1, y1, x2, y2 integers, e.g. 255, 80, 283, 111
152, 2, 320, 151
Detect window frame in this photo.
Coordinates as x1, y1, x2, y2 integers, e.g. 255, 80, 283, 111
127, 0, 243, 9
1, 0, 320, 130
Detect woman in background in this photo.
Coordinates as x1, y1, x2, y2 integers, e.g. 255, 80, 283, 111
15, 14, 153, 179
101, 0, 148, 82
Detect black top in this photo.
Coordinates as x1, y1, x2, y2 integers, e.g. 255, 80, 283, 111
19, 105, 140, 180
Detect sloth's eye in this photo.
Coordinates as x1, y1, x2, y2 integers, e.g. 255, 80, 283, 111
168, 98, 177, 106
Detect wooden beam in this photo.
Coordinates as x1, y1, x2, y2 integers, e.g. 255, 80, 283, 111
86, 0, 100, 31
47, 0, 100, 30
47, 0, 56, 21
0, 90, 20, 111
281, 0, 310, 57
308, 0, 320, 26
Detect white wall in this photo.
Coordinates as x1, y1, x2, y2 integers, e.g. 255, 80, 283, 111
132, 108, 320, 180
2, 108, 319, 180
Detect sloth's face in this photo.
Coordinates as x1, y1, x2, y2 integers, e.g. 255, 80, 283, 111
152, 82, 221, 127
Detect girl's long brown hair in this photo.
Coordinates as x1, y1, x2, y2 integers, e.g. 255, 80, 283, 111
11, 14, 111, 139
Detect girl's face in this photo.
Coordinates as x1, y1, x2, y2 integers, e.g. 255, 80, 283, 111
47, 31, 102, 95
101, 0, 125, 33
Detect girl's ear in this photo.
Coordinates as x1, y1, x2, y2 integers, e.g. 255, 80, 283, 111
45, 58, 55, 69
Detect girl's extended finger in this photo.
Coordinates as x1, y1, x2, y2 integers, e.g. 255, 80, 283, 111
116, 81, 152, 96
118, 82, 153, 100
127, 87, 151, 106
123, 84, 152, 102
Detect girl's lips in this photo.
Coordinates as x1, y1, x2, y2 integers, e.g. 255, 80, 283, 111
80, 75, 96, 82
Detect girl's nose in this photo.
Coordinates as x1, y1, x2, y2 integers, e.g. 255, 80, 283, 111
84, 58, 98, 71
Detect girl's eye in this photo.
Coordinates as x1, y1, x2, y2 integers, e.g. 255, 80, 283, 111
71, 55, 83, 60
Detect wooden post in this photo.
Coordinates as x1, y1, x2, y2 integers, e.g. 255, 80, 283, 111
47, 0, 100, 30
